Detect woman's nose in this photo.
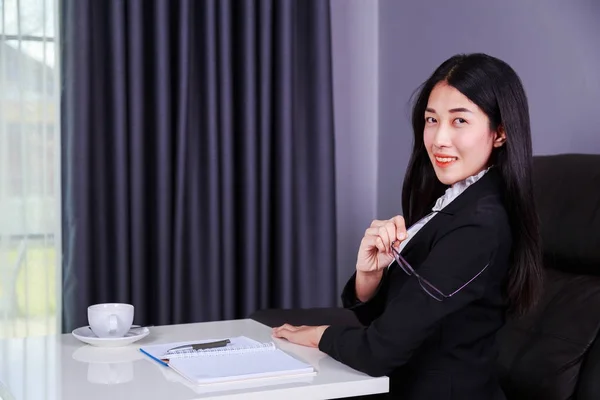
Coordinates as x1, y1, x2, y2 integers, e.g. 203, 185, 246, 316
432, 123, 452, 148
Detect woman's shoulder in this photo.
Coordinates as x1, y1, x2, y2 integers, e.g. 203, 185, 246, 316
447, 168, 510, 229
445, 192, 512, 247
438, 169, 511, 239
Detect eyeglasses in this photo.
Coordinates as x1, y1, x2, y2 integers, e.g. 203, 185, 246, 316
390, 241, 489, 301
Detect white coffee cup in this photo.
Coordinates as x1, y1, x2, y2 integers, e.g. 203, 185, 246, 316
88, 303, 134, 338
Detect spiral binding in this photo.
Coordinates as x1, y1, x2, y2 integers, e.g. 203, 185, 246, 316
163, 342, 277, 359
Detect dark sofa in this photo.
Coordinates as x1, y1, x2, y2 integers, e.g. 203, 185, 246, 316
250, 153, 600, 399
495, 154, 600, 400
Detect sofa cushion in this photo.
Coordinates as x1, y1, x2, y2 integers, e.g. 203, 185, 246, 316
577, 329, 600, 400
532, 154, 600, 275
496, 268, 600, 399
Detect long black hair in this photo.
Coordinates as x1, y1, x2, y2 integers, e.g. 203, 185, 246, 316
402, 53, 543, 316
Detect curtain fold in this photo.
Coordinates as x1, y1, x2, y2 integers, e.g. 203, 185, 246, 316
62, 0, 337, 331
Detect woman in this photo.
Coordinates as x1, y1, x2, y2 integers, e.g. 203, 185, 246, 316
272, 53, 544, 400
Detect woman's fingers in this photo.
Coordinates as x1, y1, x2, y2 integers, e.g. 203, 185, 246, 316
384, 222, 399, 253
365, 225, 391, 253
272, 328, 292, 340
364, 227, 379, 236
365, 217, 408, 255
369, 217, 407, 243
362, 230, 386, 254
392, 215, 407, 241
378, 225, 392, 254
277, 324, 298, 331
357, 216, 408, 273
369, 219, 386, 228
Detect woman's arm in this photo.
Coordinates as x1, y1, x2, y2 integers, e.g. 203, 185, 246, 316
339, 269, 391, 326
318, 216, 507, 376
355, 270, 385, 302
340, 216, 407, 325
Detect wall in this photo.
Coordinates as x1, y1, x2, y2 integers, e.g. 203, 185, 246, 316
378, 0, 600, 219
331, 0, 379, 294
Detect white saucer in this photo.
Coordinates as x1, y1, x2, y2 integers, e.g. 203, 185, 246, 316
72, 325, 150, 347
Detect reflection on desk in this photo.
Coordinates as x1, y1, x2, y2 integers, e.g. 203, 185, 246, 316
72, 345, 144, 385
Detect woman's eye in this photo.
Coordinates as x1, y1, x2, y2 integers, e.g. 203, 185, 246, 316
454, 118, 467, 125
425, 117, 437, 123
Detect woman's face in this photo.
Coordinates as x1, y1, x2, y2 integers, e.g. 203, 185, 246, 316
423, 81, 505, 186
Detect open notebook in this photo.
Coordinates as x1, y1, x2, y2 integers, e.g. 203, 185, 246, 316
140, 336, 315, 385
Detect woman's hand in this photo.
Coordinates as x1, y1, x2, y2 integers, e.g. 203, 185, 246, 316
272, 324, 329, 348
356, 215, 408, 274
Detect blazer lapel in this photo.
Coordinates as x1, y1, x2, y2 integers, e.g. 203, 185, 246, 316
399, 168, 503, 259
400, 210, 452, 259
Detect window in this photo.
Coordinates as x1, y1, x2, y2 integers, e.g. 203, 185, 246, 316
0, 0, 60, 338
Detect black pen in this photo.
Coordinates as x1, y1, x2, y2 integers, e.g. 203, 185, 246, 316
166, 339, 231, 354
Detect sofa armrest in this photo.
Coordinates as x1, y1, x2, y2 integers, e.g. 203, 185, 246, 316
577, 333, 600, 400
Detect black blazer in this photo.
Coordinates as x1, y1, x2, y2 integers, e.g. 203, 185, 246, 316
319, 169, 512, 400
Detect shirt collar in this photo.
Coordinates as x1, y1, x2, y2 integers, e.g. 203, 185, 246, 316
432, 166, 492, 212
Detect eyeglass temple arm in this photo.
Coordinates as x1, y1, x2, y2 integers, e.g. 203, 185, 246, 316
392, 245, 491, 298
446, 262, 490, 297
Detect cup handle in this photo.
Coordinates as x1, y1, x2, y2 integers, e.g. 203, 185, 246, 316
109, 314, 118, 334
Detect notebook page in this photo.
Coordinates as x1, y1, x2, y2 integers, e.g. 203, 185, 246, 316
168, 347, 315, 385
140, 336, 261, 364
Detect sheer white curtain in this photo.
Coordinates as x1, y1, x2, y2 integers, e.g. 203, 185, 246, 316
0, 0, 60, 338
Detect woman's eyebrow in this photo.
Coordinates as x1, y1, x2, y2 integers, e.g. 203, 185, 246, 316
425, 107, 473, 113
448, 107, 473, 113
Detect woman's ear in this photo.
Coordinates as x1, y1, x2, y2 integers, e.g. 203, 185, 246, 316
493, 125, 507, 148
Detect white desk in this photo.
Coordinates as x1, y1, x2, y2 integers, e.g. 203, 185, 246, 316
0, 318, 388, 399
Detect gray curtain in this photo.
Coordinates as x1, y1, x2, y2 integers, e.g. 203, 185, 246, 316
61, 0, 337, 332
